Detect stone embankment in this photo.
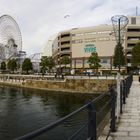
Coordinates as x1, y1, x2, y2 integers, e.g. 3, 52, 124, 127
0, 75, 116, 93
23, 79, 116, 93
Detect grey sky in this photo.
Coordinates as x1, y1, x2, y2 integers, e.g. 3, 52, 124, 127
0, 0, 139, 55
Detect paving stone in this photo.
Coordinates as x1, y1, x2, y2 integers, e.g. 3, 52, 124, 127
110, 131, 129, 136
129, 131, 140, 137
120, 118, 139, 123
130, 122, 140, 127
118, 122, 130, 126
111, 136, 140, 140
117, 126, 140, 131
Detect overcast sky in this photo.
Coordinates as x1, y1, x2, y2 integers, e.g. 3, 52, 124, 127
0, 0, 139, 55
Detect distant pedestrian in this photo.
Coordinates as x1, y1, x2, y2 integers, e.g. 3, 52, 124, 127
139, 71, 140, 83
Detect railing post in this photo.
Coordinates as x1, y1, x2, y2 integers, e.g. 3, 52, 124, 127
120, 81, 123, 114
125, 78, 128, 98
110, 86, 116, 132
123, 80, 126, 104
88, 103, 97, 140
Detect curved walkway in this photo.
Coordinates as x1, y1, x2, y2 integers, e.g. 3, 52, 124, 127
110, 81, 140, 140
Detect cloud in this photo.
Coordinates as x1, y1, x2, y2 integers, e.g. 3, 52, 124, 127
0, 0, 139, 55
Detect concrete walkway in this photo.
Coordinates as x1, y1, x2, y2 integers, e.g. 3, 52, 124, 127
110, 80, 140, 140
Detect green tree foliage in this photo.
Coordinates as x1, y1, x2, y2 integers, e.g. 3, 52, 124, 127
7, 59, 17, 73
60, 56, 71, 69
40, 56, 48, 75
113, 43, 125, 72
88, 52, 101, 72
0, 61, 6, 71
131, 42, 140, 67
22, 58, 33, 74
40, 56, 55, 75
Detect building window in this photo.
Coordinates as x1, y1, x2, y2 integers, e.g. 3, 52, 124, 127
61, 47, 70, 51
84, 59, 89, 64
61, 34, 70, 38
128, 43, 135, 47
127, 28, 140, 32
127, 37, 140, 40
75, 33, 84, 36
131, 17, 136, 24
127, 59, 131, 63
84, 38, 96, 43
61, 41, 70, 45
101, 58, 109, 63
72, 39, 83, 43
72, 60, 75, 65
97, 31, 111, 34
85, 32, 96, 35
76, 59, 83, 64
98, 37, 110, 41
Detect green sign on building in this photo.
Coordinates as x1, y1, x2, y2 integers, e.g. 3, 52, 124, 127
84, 44, 96, 53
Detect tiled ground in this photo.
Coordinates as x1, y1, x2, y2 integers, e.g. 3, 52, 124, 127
110, 81, 140, 140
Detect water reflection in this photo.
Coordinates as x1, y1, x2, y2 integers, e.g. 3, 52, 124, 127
0, 85, 98, 140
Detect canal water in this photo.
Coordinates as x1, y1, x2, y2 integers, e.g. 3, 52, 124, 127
0, 85, 108, 140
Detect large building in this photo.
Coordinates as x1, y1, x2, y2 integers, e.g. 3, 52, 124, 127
51, 16, 140, 73
125, 16, 140, 72
42, 35, 58, 57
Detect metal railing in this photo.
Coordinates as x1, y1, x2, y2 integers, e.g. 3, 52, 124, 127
120, 74, 133, 114
14, 93, 110, 140
0, 74, 123, 82
14, 75, 133, 140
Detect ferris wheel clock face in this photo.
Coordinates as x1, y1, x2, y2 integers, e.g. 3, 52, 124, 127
0, 15, 22, 60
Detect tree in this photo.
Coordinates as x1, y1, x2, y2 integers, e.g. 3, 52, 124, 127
113, 43, 125, 72
7, 59, 17, 73
88, 52, 101, 73
0, 61, 6, 72
40, 56, 55, 75
60, 56, 71, 72
40, 56, 48, 75
131, 42, 140, 68
22, 58, 33, 74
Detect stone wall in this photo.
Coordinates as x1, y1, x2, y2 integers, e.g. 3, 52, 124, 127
24, 79, 116, 93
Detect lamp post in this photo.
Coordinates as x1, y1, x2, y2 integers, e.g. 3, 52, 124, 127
118, 17, 121, 72
111, 15, 129, 72
111, 15, 129, 121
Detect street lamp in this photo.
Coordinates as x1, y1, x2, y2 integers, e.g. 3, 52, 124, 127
111, 15, 129, 71
111, 15, 128, 45
111, 15, 129, 121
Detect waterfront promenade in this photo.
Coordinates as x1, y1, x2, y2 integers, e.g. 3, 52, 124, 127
109, 80, 140, 140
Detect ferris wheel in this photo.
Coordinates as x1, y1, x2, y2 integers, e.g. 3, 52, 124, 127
0, 15, 22, 60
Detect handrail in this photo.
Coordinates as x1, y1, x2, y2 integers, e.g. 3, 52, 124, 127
14, 103, 90, 140
67, 122, 88, 140
14, 93, 107, 140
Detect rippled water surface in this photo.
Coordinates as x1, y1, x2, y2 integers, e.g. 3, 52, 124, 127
0, 85, 100, 140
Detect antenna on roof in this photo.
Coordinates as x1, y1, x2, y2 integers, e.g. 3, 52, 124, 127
136, 6, 138, 16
